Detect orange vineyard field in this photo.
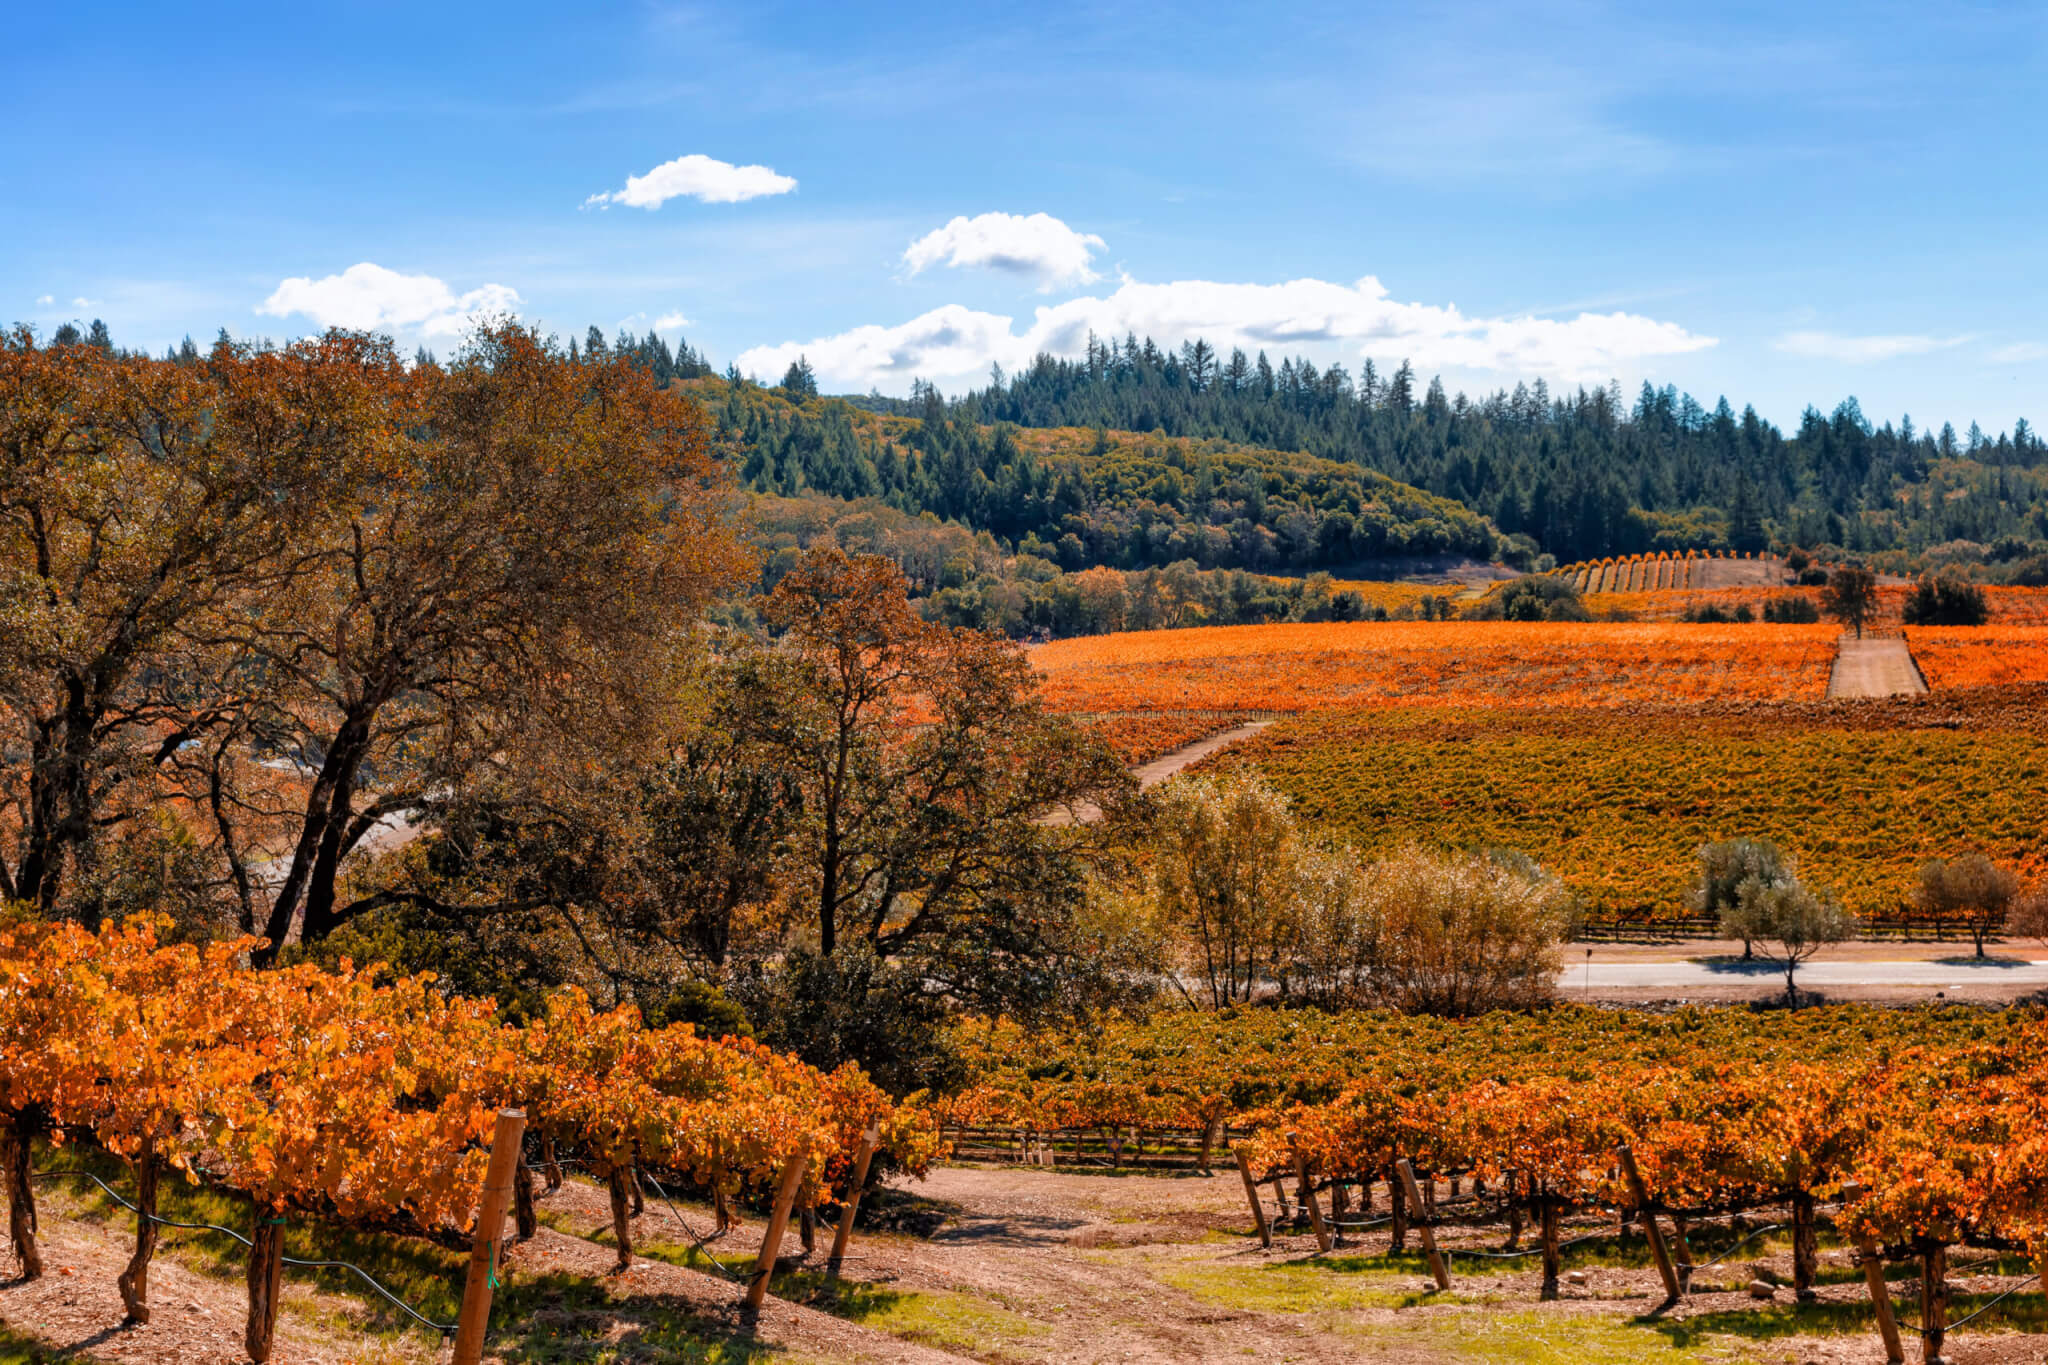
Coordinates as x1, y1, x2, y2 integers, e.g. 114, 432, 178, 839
1908, 624, 2048, 688
1081, 710, 1258, 764
1207, 700, 2048, 925
1031, 621, 1839, 714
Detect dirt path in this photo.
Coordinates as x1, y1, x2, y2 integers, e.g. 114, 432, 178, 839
1046, 720, 1273, 825
1827, 636, 1927, 698
845, 1166, 2038, 1365
505, 1224, 972, 1364
1, 1202, 434, 1364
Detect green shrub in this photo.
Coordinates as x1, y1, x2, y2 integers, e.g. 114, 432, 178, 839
1902, 575, 1988, 626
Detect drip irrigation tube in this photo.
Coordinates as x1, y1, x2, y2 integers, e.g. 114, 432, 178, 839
33, 1169, 455, 1335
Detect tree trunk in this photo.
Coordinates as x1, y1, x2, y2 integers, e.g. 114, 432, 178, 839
118, 1149, 160, 1323
629, 1165, 645, 1217
1791, 1192, 1818, 1301
513, 1159, 537, 1241
244, 1209, 285, 1363
799, 1207, 817, 1254
1540, 1199, 1562, 1300
714, 1182, 733, 1235
542, 1139, 563, 1192
257, 712, 373, 960
4, 1122, 39, 1281
607, 1167, 633, 1273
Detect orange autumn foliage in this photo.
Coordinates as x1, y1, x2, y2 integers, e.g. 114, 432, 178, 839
1030, 621, 1838, 714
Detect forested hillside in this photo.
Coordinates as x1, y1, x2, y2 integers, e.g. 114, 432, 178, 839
932, 335, 2048, 564
691, 374, 1495, 573
115, 318, 2048, 574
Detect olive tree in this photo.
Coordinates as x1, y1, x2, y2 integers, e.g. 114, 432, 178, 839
1916, 854, 2018, 958
1688, 838, 1790, 959
1722, 873, 1852, 1006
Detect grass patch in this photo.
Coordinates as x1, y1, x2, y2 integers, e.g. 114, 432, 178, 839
1366, 1310, 1744, 1364
0, 1326, 82, 1364
782, 1274, 1046, 1354
1158, 1253, 1502, 1313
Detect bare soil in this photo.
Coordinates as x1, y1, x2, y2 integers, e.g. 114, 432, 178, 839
1827, 638, 1929, 700
11, 1157, 2044, 1363
1689, 558, 1789, 590
0, 1198, 428, 1364
537, 1163, 2043, 1365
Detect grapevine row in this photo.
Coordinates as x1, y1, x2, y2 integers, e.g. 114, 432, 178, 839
944, 1006, 2048, 1262
0, 915, 940, 1355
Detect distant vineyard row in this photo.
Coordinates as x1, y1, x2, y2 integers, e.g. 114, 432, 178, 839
1031, 621, 1839, 714
1549, 550, 1776, 594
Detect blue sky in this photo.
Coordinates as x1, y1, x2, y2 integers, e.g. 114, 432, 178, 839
6, 1, 2044, 430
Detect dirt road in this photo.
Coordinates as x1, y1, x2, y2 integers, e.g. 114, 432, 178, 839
1046, 720, 1272, 825
1827, 636, 1927, 698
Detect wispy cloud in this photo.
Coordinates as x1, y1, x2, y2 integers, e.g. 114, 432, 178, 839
583, 154, 795, 210
1988, 341, 2048, 365
1774, 330, 1970, 363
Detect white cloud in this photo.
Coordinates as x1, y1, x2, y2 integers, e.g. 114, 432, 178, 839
1989, 341, 2048, 365
256, 263, 519, 338
902, 212, 1106, 292
583, 153, 796, 210
34, 294, 53, 307
654, 311, 692, 330
738, 274, 1715, 394
71, 297, 95, 308
1774, 331, 1969, 363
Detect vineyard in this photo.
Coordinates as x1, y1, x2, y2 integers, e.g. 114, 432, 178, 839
1203, 698, 2048, 926
0, 916, 939, 1359
1077, 710, 1261, 764
942, 1006, 2048, 1354
1550, 551, 1781, 595
1907, 625, 2048, 690
1030, 621, 1841, 715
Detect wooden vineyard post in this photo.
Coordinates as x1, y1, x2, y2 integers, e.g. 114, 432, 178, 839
743, 1147, 810, 1316
1233, 1150, 1271, 1249
1291, 1143, 1332, 1253
452, 1108, 527, 1365
826, 1126, 880, 1283
1839, 1183, 1905, 1365
1616, 1145, 1680, 1304
1395, 1159, 1451, 1291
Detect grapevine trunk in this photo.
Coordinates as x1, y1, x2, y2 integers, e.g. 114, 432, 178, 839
244, 1209, 285, 1363
607, 1166, 633, 1273
3, 1120, 39, 1281
117, 1148, 159, 1323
